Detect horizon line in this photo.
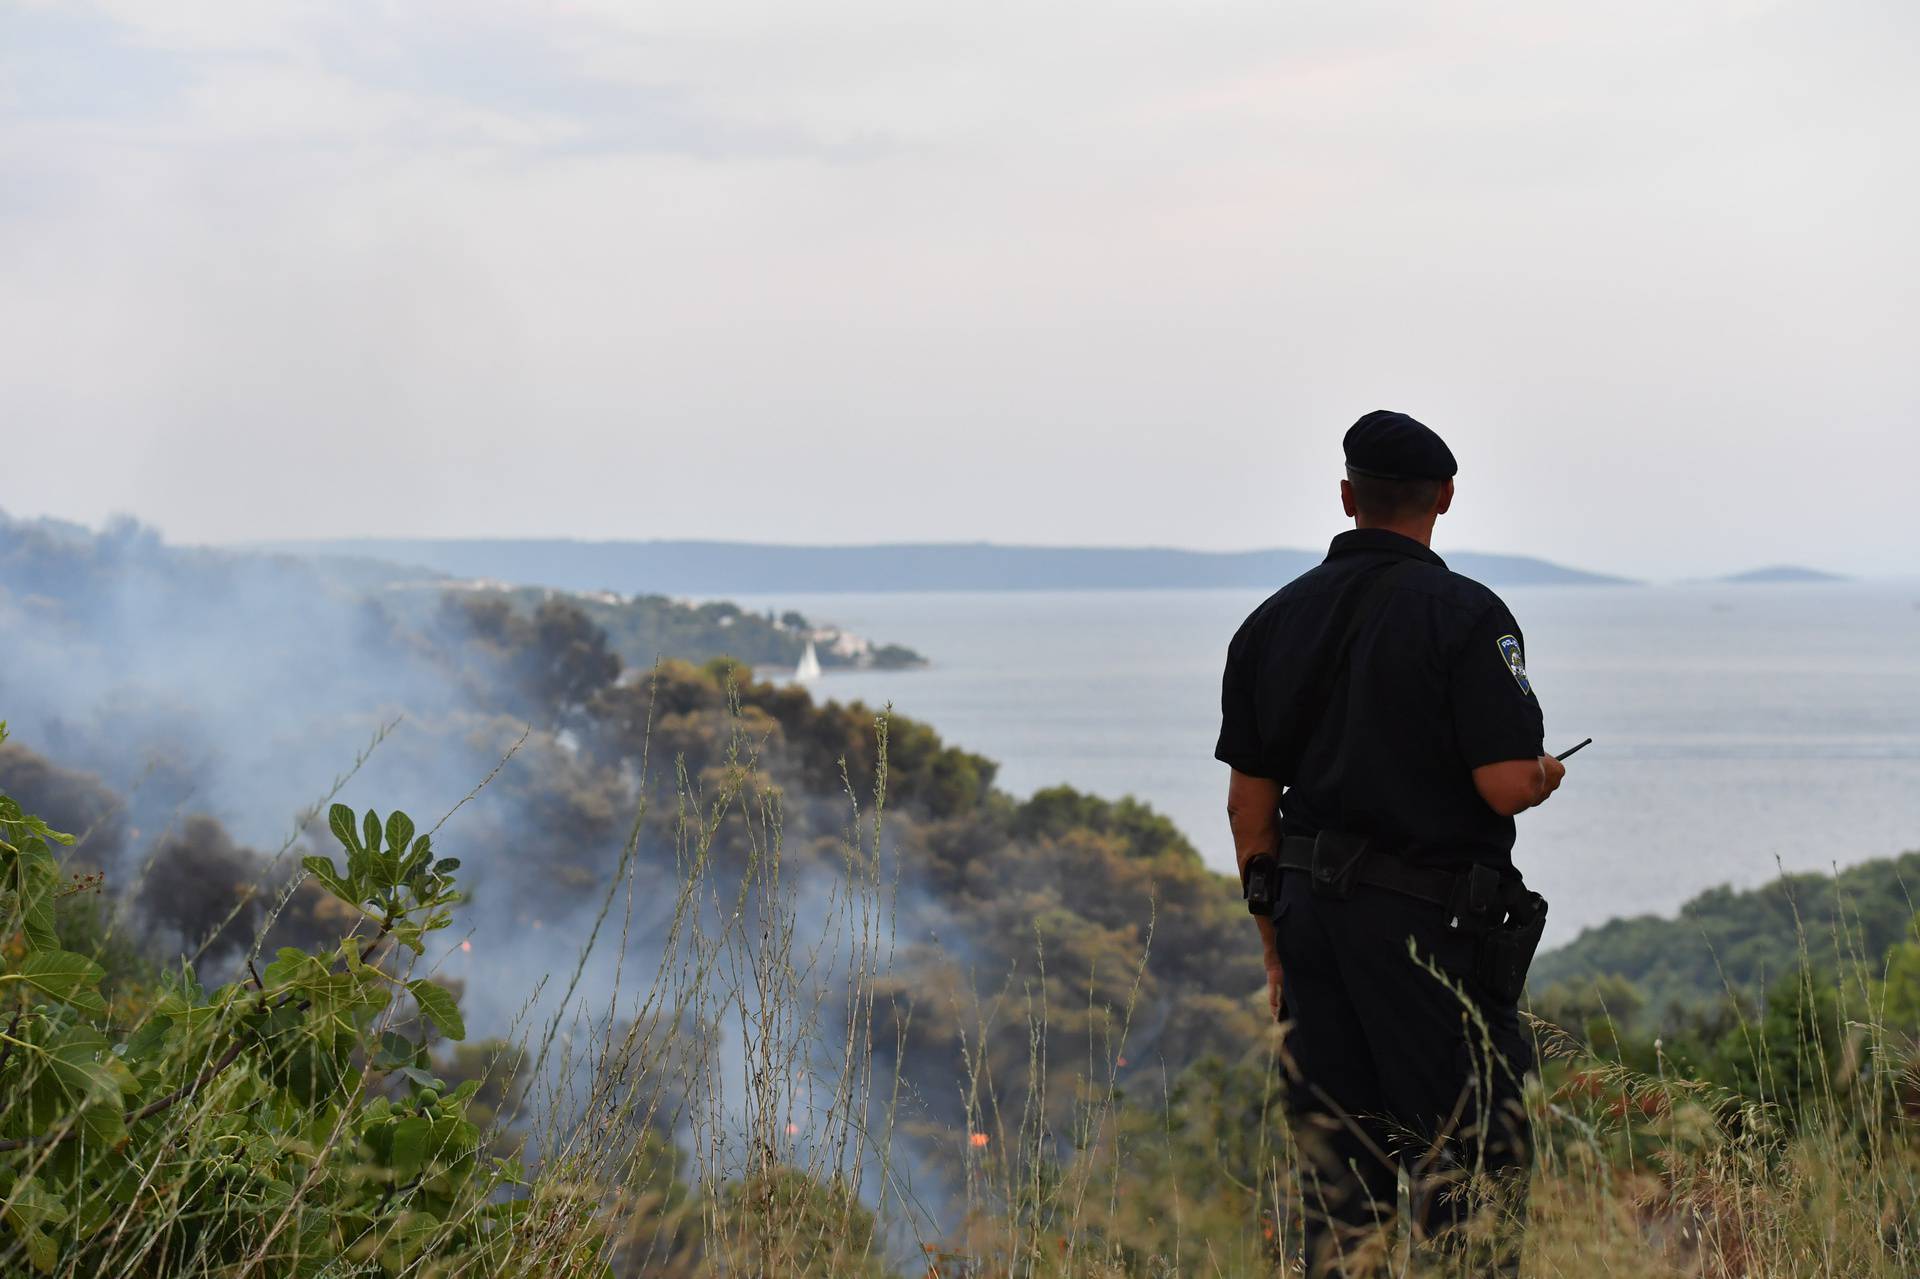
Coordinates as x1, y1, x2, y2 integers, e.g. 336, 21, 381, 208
246, 534, 1874, 586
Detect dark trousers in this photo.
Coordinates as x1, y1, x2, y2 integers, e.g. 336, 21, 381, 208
1272, 870, 1533, 1276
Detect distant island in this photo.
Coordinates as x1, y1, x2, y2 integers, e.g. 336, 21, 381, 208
261, 538, 1635, 595
1719, 565, 1849, 584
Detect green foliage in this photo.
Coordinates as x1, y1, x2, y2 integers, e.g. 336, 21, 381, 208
1010, 786, 1198, 863
1531, 850, 1920, 1020
0, 743, 600, 1277
1704, 971, 1850, 1120
301, 801, 461, 959
1880, 918, 1920, 1033
1529, 973, 1646, 1055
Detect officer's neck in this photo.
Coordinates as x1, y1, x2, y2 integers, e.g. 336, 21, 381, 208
1351, 515, 1437, 548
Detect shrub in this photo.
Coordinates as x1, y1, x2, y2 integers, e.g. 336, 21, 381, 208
0, 722, 603, 1277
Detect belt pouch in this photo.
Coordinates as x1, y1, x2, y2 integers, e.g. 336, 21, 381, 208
1475, 891, 1548, 1003
1448, 862, 1503, 925
1309, 831, 1368, 900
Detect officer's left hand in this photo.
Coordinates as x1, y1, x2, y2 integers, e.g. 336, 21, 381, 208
1538, 753, 1566, 804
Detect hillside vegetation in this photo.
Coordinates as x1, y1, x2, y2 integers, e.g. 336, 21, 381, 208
9, 680, 1920, 1275
1533, 852, 1920, 1021
5, 513, 1920, 1274
411, 585, 922, 674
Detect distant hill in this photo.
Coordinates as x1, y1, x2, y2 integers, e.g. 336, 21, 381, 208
261, 538, 1634, 595
1720, 565, 1849, 584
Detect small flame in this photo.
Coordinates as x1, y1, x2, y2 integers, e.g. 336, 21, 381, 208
968, 1132, 989, 1148
785, 1123, 799, 1136
459, 939, 473, 953
1116, 1056, 1127, 1067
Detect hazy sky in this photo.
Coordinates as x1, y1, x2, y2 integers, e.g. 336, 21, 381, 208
2, 1, 1914, 579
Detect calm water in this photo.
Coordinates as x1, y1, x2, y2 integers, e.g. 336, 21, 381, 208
732, 582, 1920, 944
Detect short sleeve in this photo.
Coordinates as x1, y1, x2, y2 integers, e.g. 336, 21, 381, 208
1450, 601, 1546, 769
1215, 616, 1275, 778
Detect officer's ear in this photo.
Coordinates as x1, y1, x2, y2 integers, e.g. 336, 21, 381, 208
1340, 479, 1358, 519
1434, 478, 1455, 516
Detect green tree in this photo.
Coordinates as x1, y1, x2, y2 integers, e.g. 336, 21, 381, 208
1879, 916, 1920, 1033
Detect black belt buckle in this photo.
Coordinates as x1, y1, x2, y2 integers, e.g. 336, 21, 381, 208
1447, 862, 1503, 929
1309, 831, 1368, 900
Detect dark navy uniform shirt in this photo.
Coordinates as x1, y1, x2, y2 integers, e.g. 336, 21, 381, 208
1215, 529, 1546, 870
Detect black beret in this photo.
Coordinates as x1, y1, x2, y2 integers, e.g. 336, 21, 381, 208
1343, 410, 1457, 481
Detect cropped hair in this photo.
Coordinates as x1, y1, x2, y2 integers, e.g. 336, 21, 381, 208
1346, 467, 1445, 522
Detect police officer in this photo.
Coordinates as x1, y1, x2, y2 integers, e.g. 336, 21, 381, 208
1216, 410, 1565, 1274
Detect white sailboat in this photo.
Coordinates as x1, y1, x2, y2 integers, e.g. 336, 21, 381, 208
793, 639, 823, 682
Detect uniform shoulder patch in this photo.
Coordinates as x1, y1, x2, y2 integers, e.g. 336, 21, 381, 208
1496, 634, 1532, 695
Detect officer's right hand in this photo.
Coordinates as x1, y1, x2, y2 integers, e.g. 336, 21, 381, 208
1537, 753, 1566, 803
1267, 963, 1284, 1022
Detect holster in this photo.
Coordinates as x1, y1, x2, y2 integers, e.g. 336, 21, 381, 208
1242, 853, 1280, 916
1475, 889, 1549, 1004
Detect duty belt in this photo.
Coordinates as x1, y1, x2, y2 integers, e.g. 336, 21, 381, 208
1275, 832, 1523, 929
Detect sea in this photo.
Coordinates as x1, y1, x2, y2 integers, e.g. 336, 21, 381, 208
731, 581, 1920, 946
